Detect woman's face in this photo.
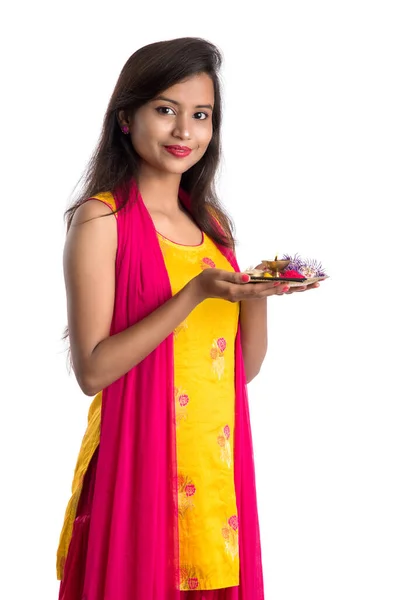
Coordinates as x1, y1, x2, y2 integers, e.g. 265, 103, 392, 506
123, 72, 214, 176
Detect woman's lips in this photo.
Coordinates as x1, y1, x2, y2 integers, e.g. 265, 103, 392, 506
164, 145, 192, 158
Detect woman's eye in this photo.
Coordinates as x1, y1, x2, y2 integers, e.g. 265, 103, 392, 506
156, 106, 175, 115
194, 112, 208, 120
155, 107, 208, 120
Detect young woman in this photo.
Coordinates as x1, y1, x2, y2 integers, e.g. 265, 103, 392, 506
56, 37, 317, 600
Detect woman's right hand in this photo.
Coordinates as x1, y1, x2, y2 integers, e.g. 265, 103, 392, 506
190, 268, 290, 303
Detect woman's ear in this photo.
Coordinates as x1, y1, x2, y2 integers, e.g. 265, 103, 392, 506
117, 109, 129, 128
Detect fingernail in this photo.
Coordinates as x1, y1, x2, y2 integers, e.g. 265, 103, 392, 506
273, 282, 281, 287
242, 274, 250, 282
282, 285, 290, 292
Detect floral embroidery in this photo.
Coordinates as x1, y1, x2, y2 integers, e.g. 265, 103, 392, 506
217, 424, 232, 468
174, 318, 188, 337
177, 473, 196, 517
178, 564, 211, 590
228, 515, 238, 530
221, 514, 239, 559
201, 256, 216, 270
174, 387, 190, 426
188, 578, 199, 590
185, 483, 196, 496
210, 337, 226, 379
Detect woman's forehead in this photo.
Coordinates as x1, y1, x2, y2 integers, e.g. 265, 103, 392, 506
156, 73, 214, 106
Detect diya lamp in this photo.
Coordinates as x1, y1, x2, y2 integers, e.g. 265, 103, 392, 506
261, 255, 291, 278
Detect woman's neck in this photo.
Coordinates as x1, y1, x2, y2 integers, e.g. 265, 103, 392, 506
137, 167, 182, 216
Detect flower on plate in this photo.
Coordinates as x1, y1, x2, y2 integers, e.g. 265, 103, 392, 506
282, 253, 326, 278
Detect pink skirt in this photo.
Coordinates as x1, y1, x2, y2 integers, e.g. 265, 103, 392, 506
58, 446, 238, 600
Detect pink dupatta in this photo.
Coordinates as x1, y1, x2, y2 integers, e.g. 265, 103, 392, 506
80, 179, 264, 600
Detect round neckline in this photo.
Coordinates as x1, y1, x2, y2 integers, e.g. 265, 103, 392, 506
156, 230, 205, 248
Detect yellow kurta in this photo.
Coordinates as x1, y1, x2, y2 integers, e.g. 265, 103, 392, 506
56, 193, 240, 591
158, 231, 240, 591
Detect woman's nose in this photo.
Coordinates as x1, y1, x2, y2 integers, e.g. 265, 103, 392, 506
172, 115, 191, 140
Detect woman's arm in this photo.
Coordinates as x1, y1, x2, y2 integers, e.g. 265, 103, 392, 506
64, 200, 202, 396
239, 298, 268, 384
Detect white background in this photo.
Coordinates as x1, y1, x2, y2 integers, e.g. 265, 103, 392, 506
1, 1, 399, 599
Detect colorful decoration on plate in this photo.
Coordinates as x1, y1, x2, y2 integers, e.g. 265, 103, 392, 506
280, 269, 305, 279
244, 268, 273, 278
244, 253, 328, 284
281, 253, 327, 278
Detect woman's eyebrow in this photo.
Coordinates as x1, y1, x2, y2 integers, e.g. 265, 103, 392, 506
153, 95, 213, 110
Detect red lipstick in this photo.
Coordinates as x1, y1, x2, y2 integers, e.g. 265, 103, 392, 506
164, 145, 192, 158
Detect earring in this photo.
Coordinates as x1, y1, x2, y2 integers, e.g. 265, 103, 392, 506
121, 125, 130, 135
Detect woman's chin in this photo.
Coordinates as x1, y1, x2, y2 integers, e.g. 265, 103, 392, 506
157, 160, 194, 176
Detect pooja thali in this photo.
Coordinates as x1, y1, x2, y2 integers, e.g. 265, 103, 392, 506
244, 257, 329, 287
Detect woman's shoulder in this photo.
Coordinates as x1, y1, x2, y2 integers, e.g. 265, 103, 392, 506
66, 195, 118, 261
70, 192, 117, 228
88, 191, 117, 213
